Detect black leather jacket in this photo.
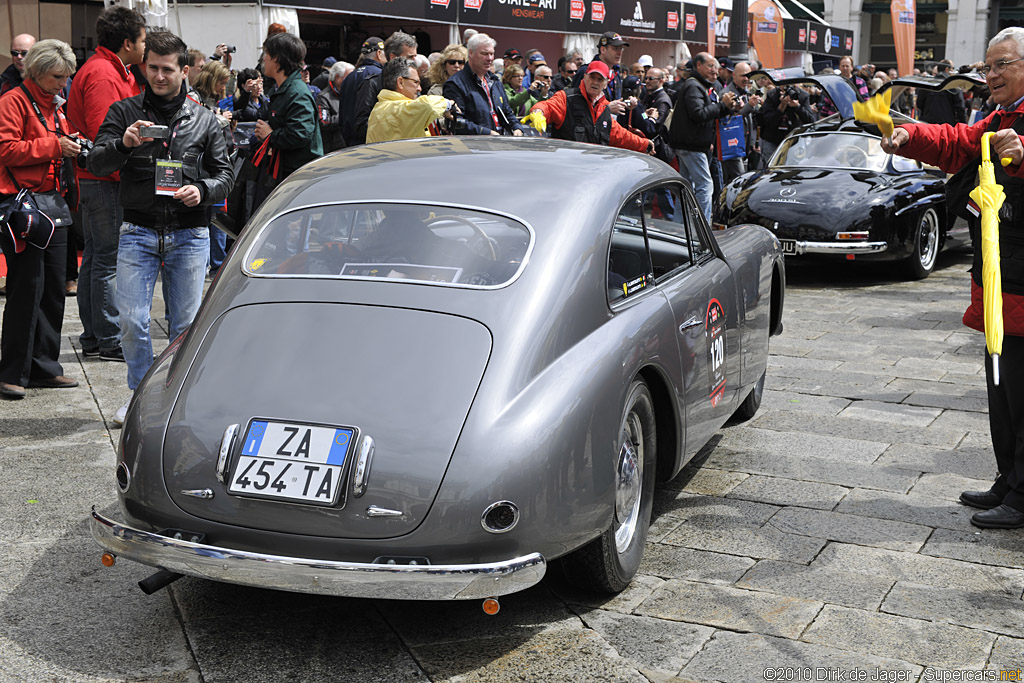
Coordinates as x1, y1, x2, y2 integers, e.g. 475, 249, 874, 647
669, 75, 731, 152
89, 92, 233, 230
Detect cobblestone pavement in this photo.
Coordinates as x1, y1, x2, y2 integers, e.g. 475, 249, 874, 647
1, 248, 1022, 682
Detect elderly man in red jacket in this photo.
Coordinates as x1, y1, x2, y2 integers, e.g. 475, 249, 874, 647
530, 61, 653, 154
66, 6, 145, 363
884, 26, 1024, 529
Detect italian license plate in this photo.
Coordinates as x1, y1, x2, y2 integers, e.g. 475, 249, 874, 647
780, 239, 797, 255
228, 420, 355, 506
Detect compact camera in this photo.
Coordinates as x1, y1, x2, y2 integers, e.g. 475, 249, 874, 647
225, 45, 236, 54
74, 136, 94, 170
783, 86, 801, 101
140, 125, 170, 139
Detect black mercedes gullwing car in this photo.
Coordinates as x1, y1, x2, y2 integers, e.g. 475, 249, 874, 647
715, 69, 983, 279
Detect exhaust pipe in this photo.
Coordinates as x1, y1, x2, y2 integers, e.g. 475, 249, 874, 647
138, 569, 183, 595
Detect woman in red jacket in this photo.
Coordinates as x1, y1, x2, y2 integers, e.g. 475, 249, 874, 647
0, 39, 81, 399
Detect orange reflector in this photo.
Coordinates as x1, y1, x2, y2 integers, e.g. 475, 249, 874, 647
482, 598, 500, 615
846, 254, 856, 260
100, 552, 116, 567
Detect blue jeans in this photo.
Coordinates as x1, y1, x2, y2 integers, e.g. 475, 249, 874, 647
77, 179, 123, 353
116, 223, 209, 390
675, 149, 714, 224
209, 225, 228, 273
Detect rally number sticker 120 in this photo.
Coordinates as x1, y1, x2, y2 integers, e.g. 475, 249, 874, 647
706, 299, 726, 406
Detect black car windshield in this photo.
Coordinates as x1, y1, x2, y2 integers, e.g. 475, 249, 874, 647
243, 203, 532, 288
773, 132, 888, 172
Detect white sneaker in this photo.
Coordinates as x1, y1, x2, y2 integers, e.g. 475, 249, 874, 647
113, 399, 131, 427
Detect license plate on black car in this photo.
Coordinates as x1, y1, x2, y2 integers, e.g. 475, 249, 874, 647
780, 239, 798, 255
228, 420, 355, 506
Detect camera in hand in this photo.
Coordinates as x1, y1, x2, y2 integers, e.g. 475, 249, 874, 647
140, 124, 170, 139
75, 136, 94, 170
225, 45, 236, 54
784, 86, 801, 101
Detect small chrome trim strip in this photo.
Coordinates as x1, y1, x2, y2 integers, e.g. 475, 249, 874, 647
181, 489, 215, 500
89, 508, 546, 600
679, 316, 703, 332
352, 435, 374, 498
366, 505, 403, 518
783, 240, 888, 256
216, 424, 239, 484
894, 194, 944, 217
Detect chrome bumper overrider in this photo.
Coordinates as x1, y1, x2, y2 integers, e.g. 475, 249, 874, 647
90, 508, 546, 599
785, 241, 888, 256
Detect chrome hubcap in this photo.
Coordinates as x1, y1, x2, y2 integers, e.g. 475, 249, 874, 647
919, 210, 938, 270
614, 412, 644, 554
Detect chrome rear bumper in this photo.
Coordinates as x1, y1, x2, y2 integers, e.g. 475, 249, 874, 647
784, 240, 888, 256
90, 508, 546, 600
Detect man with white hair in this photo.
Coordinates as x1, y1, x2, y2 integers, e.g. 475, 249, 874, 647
0, 33, 35, 94
884, 27, 1024, 529
443, 33, 525, 136
316, 60, 354, 152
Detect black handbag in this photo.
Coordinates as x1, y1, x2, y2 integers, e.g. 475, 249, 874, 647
0, 188, 56, 253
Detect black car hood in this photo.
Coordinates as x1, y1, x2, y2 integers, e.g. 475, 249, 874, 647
729, 167, 894, 234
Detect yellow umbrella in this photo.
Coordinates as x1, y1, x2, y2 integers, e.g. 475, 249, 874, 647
521, 110, 547, 134
852, 89, 893, 138
970, 132, 1007, 384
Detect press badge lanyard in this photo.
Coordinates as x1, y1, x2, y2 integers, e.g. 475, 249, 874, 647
19, 84, 66, 192
479, 76, 501, 131
150, 115, 185, 197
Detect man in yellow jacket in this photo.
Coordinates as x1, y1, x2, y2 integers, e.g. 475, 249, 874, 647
367, 58, 455, 143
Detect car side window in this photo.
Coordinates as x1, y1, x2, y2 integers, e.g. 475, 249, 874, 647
608, 193, 653, 303
642, 185, 696, 282
684, 191, 714, 262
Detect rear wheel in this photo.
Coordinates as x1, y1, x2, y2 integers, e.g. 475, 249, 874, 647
904, 207, 940, 280
559, 379, 657, 593
732, 370, 766, 422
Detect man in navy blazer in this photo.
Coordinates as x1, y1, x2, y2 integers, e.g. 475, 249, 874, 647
443, 33, 525, 136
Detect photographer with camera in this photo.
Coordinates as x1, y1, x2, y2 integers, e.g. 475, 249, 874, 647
758, 82, 815, 168
87, 31, 233, 424
0, 40, 82, 399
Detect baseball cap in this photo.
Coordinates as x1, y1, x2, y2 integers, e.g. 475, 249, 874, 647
504, 48, 522, 59
361, 37, 384, 54
720, 57, 735, 71
599, 31, 629, 47
637, 54, 653, 67
528, 52, 547, 64
586, 60, 611, 80
322, 56, 337, 68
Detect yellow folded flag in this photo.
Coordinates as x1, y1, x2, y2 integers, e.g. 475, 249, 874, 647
852, 89, 893, 138
521, 110, 547, 134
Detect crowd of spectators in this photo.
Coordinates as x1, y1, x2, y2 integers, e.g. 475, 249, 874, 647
0, 13, 999, 410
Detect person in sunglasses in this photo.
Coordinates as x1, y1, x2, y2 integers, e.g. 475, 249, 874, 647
0, 34, 35, 95
427, 44, 467, 97
883, 27, 1024, 530
552, 55, 577, 94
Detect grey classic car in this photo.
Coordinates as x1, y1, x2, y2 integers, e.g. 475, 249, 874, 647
90, 137, 785, 607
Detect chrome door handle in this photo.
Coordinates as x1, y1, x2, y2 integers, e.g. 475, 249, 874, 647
679, 316, 704, 332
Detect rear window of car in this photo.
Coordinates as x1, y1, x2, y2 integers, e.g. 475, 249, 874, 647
243, 203, 533, 288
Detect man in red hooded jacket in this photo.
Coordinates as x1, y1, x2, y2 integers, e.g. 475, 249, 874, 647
66, 6, 145, 362
884, 26, 1024, 529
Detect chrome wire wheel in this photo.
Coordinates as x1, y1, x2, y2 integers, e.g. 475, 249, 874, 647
614, 413, 644, 554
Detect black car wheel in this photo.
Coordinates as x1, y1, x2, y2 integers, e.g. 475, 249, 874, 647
904, 207, 940, 280
559, 379, 657, 594
732, 370, 766, 423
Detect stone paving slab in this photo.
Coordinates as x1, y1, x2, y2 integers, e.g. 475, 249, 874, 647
578, 609, 715, 679
988, 636, 1024, 672
771, 376, 911, 403
678, 631, 922, 683
638, 544, 756, 584
716, 425, 889, 464
759, 390, 852, 416
881, 582, 1024, 638
635, 579, 823, 639
812, 543, 1024, 598
750, 410, 965, 450
736, 560, 896, 611
725, 474, 849, 511
834, 488, 977, 531
665, 467, 748, 496
661, 521, 827, 564
920, 527, 1024, 568
908, 472, 995, 501
653, 491, 781, 527
409, 629, 648, 683
552, 573, 665, 615
704, 448, 921, 493
836, 400, 942, 427
766, 506, 932, 552
875, 442, 996, 480
801, 604, 997, 669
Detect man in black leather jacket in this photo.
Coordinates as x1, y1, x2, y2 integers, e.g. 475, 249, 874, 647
758, 84, 815, 167
88, 30, 232, 424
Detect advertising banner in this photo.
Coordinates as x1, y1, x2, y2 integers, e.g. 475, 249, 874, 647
807, 21, 843, 56
783, 18, 807, 51
891, 0, 916, 75
460, 0, 567, 32
682, 2, 730, 51
584, 0, 682, 40
708, 0, 716, 53
749, 0, 783, 68
270, 0, 456, 22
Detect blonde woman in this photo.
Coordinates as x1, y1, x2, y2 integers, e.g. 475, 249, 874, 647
427, 44, 467, 96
